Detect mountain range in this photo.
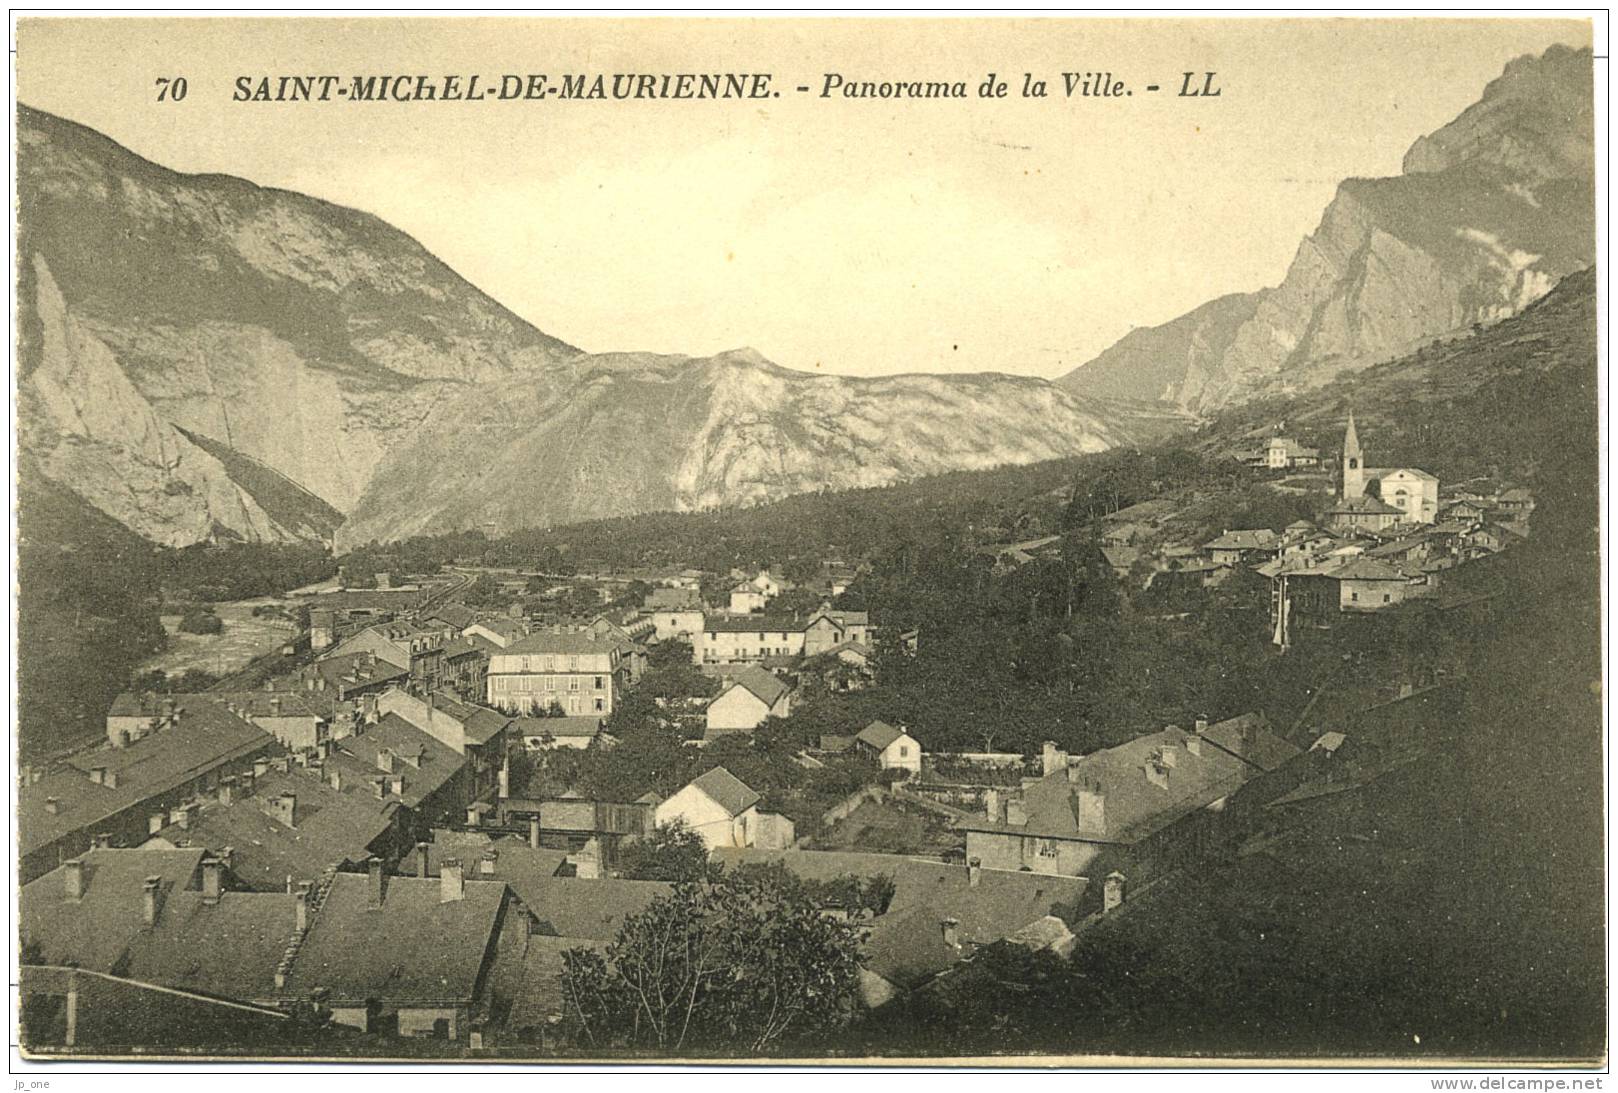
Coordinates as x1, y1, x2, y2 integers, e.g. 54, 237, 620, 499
17, 44, 1596, 550
1058, 44, 1595, 412
16, 104, 1128, 549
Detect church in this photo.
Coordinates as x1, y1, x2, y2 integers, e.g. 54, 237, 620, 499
1322, 413, 1438, 532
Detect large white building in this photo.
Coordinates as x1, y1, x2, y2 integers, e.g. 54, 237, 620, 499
486, 631, 637, 716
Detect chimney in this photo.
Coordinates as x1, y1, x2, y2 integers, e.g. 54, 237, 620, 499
376, 747, 395, 774
1194, 717, 1209, 734
269, 696, 282, 717
1041, 741, 1064, 777
218, 776, 236, 806
366, 856, 386, 909
479, 848, 498, 876
202, 857, 223, 905
498, 763, 510, 800
1005, 798, 1028, 826
1160, 743, 1180, 768
148, 812, 165, 835
441, 858, 465, 903
89, 766, 106, 786
983, 788, 1001, 822
941, 917, 960, 949
1104, 871, 1127, 913
142, 876, 162, 926
93, 832, 112, 849
271, 793, 297, 828
172, 805, 191, 830
968, 857, 981, 889
327, 768, 343, 792
415, 841, 431, 878
254, 758, 270, 779
1144, 758, 1170, 790
1185, 734, 1203, 757
1076, 783, 1106, 834
63, 858, 85, 901
294, 885, 309, 933
466, 804, 481, 827
529, 817, 542, 849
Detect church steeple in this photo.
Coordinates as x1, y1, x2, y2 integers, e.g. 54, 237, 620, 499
1342, 411, 1365, 500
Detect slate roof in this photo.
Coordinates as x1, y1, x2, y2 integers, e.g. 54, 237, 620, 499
1197, 713, 1303, 773
957, 726, 1255, 845
856, 721, 907, 751
1203, 529, 1279, 551
151, 767, 396, 889
278, 872, 506, 1006
23, 700, 274, 857
1325, 495, 1404, 516
326, 715, 465, 809
700, 614, 806, 634
123, 890, 299, 1001
405, 832, 570, 896
426, 603, 478, 631
518, 877, 672, 941
711, 665, 790, 709
688, 766, 762, 817
502, 631, 627, 657
506, 936, 609, 1029
514, 715, 603, 740
297, 652, 410, 694
20, 848, 208, 973
712, 848, 1088, 981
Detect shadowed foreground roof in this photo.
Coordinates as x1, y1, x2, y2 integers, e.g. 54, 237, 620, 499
277, 872, 506, 1005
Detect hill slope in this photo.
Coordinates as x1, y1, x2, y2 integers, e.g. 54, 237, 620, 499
1059, 45, 1594, 412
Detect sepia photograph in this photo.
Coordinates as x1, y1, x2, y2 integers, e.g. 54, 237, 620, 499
8, 12, 1607, 1070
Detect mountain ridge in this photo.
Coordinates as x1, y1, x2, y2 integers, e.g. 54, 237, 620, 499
1058, 44, 1594, 412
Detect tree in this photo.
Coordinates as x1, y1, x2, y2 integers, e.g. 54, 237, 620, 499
178, 606, 223, 635
615, 819, 714, 882
560, 870, 864, 1054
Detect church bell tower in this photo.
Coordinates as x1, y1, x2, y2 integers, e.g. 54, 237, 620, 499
1342, 411, 1364, 500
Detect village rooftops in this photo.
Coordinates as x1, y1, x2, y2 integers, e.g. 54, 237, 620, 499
23, 700, 275, 857
688, 766, 762, 817
957, 725, 1255, 846
856, 721, 907, 751
326, 714, 464, 808
500, 629, 633, 657
293, 652, 410, 694
711, 848, 1088, 951
1325, 495, 1405, 516
426, 603, 478, 631
152, 766, 398, 889
1202, 529, 1280, 551
21, 848, 209, 973
275, 871, 507, 1007
407, 692, 512, 746
405, 831, 569, 891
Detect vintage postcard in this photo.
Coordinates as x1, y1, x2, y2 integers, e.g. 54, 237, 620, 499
9, 13, 1605, 1071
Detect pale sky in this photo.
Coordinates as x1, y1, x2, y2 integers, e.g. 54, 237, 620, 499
14, 16, 1593, 379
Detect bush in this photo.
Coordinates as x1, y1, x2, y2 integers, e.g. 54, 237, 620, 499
178, 607, 223, 635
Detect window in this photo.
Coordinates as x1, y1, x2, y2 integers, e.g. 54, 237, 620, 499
594, 697, 605, 712
1035, 838, 1059, 859
898, 746, 909, 758
1383, 594, 1391, 603
569, 678, 580, 692
594, 675, 604, 689
1350, 592, 1359, 602
545, 678, 557, 692
569, 656, 579, 671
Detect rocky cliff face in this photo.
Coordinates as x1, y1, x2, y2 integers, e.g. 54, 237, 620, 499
18, 105, 1129, 548
337, 349, 1124, 548
1059, 44, 1594, 412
